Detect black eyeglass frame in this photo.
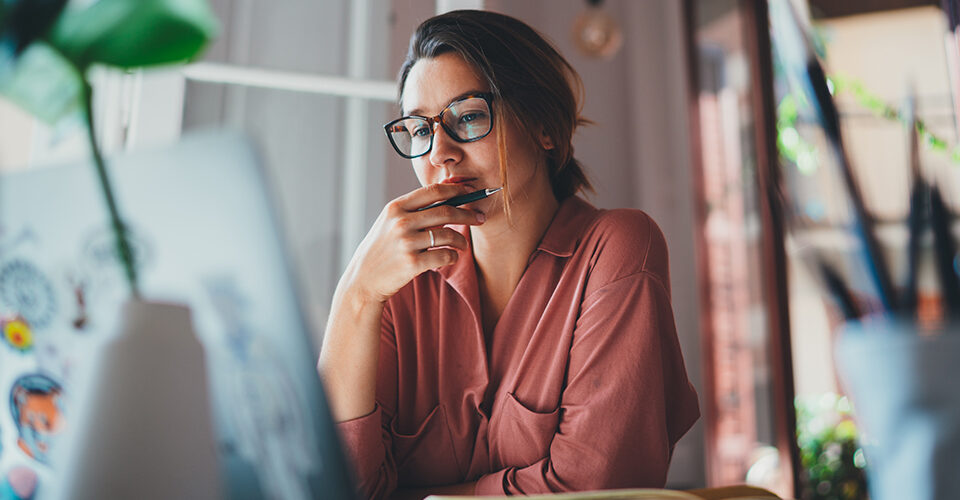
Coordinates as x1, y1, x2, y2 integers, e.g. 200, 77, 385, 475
383, 92, 495, 159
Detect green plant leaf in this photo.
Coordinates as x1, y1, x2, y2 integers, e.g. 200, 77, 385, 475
0, 0, 69, 55
0, 41, 82, 124
47, 0, 218, 69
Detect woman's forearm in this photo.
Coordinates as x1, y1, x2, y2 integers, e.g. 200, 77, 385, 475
318, 280, 386, 423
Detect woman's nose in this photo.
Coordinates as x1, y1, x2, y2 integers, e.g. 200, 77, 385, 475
428, 122, 462, 167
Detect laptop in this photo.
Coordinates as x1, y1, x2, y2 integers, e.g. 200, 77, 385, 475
0, 130, 355, 499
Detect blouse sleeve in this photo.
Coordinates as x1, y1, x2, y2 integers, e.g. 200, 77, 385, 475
334, 302, 401, 500
475, 213, 700, 494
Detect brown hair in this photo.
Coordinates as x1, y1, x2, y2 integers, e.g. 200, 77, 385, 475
397, 10, 593, 221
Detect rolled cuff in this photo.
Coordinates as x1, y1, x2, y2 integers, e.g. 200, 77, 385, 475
336, 404, 384, 483
474, 468, 508, 495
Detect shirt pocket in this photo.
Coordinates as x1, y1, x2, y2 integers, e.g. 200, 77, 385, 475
391, 404, 463, 486
491, 392, 561, 469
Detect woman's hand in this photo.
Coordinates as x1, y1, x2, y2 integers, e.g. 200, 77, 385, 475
320, 182, 485, 422
343, 182, 486, 304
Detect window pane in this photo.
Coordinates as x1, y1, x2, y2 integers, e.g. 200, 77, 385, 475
691, 0, 785, 491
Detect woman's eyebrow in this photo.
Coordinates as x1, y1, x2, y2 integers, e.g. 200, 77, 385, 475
404, 89, 487, 116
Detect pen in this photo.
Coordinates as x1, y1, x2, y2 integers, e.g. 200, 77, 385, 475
902, 89, 924, 314
817, 257, 861, 320
903, 179, 927, 314
416, 187, 502, 211
930, 184, 960, 316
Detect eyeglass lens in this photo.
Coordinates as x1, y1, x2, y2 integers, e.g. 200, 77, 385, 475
387, 96, 492, 158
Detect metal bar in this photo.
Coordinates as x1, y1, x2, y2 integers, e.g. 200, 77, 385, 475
340, 0, 374, 272
180, 62, 396, 102
222, 0, 254, 128
436, 0, 485, 14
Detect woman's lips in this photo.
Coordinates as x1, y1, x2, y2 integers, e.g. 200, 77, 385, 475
440, 176, 476, 185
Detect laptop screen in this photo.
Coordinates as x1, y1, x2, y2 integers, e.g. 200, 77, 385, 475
0, 130, 355, 499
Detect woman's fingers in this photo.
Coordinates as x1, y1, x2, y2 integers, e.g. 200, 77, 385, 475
418, 226, 468, 252
418, 248, 460, 271
348, 184, 485, 302
414, 204, 486, 229
390, 184, 486, 230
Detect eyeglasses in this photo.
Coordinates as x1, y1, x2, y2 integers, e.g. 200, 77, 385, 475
383, 93, 494, 159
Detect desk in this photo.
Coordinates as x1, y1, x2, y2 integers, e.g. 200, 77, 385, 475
428, 485, 781, 500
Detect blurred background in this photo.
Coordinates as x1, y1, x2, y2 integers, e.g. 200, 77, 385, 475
1, 0, 957, 497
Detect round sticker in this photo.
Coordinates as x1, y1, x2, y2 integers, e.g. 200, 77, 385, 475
0, 260, 56, 330
2, 316, 33, 353
1, 466, 37, 500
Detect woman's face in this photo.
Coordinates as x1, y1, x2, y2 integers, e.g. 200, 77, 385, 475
401, 52, 550, 217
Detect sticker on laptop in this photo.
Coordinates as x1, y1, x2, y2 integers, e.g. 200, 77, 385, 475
204, 277, 317, 498
0, 465, 38, 500
10, 373, 65, 464
80, 224, 153, 277
2, 315, 34, 353
0, 260, 57, 331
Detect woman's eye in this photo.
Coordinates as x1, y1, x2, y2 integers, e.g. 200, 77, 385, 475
411, 125, 431, 137
460, 112, 484, 124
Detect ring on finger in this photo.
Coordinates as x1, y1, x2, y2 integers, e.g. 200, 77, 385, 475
428, 229, 436, 248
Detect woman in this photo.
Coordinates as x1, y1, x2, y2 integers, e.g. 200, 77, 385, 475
318, 10, 699, 498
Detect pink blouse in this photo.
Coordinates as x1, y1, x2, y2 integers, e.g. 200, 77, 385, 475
336, 195, 699, 497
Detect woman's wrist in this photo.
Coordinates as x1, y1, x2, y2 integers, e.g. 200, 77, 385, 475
334, 271, 387, 309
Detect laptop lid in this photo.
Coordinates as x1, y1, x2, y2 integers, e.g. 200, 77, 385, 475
0, 130, 355, 499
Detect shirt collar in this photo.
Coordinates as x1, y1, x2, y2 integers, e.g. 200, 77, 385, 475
438, 195, 598, 282
435, 196, 598, 316
534, 195, 599, 257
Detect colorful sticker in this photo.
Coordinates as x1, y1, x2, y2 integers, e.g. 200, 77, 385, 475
1, 316, 33, 353
67, 275, 88, 331
0, 466, 37, 500
10, 374, 65, 465
0, 260, 56, 330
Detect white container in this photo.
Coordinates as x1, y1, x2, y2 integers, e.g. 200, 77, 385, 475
835, 317, 960, 500
52, 299, 221, 499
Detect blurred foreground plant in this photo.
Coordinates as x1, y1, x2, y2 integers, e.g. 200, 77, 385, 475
0, 0, 217, 297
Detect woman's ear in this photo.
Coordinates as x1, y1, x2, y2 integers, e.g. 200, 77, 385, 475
539, 130, 555, 150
